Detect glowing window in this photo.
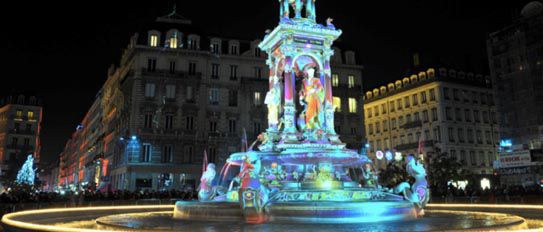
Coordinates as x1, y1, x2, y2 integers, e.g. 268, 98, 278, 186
27, 111, 34, 120
348, 75, 355, 88
170, 37, 178, 49
333, 97, 341, 112
150, 35, 158, 47
332, 74, 339, 87
348, 98, 357, 113
16, 110, 23, 118
254, 92, 262, 106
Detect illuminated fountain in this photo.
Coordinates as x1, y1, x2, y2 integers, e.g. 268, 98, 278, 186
2, 1, 540, 231
173, 0, 429, 224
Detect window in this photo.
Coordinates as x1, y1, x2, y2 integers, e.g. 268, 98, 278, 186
476, 130, 483, 144
412, 94, 418, 105
141, 144, 152, 163
434, 126, 441, 142
348, 98, 357, 113
398, 116, 404, 126
16, 110, 23, 119
453, 88, 459, 101
443, 87, 450, 100
424, 130, 430, 140
185, 116, 194, 130
467, 129, 474, 143
209, 88, 220, 105
332, 74, 339, 87
348, 75, 355, 88
211, 42, 220, 54
431, 108, 438, 121
169, 61, 176, 73
188, 37, 198, 50
145, 83, 156, 98
11, 137, 18, 146
23, 138, 30, 147
229, 119, 237, 133
381, 104, 386, 114
374, 106, 379, 116
470, 151, 476, 166
230, 65, 238, 81
144, 113, 153, 128
150, 35, 158, 47
186, 86, 194, 102
165, 115, 174, 129
391, 118, 397, 129
482, 111, 489, 123
183, 146, 193, 163
429, 89, 436, 101
460, 151, 467, 164
367, 108, 372, 118
421, 92, 427, 103
472, 91, 478, 104
254, 92, 262, 106
333, 97, 341, 112
208, 147, 217, 163
457, 128, 465, 142
147, 58, 157, 72
404, 96, 410, 107
448, 128, 455, 142
375, 123, 380, 133
414, 112, 420, 122
462, 90, 470, 103
389, 101, 395, 112
480, 93, 487, 105
382, 120, 388, 132
228, 90, 238, 107
485, 131, 491, 144
422, 110, 429, 122
396, 99, 403, 109
473, 110, 480, 123
27, 111, 34, 120
487, 152, 494, 167
165, 85, 176, 99
455, 108, 462, 121
211, 64, 220, 79
188, 62, 197, 74
162, 145, 173, 163
351, 127, 357, 135
465, 109, 472, 122
230, 44, 239, 55
209, 121, 218, 132
445, 107, 452, 120
169, 35, 178, 48
254, 67, 262, 79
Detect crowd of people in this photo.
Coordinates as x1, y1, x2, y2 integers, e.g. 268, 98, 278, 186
434, 184, 543, 203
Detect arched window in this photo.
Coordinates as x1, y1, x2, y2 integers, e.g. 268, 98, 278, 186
147, 30, 161, 47
17, 95, 25, 104
166, 29, 181, 49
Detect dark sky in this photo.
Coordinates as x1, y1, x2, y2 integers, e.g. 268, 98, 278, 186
1, 0, 535, 165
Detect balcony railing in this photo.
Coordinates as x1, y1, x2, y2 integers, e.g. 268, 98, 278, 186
395, 140, 435, 151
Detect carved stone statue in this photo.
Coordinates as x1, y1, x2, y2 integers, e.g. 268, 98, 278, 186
301, 67, 325, 130
198, 163, 217, 201
265, 75, 282, 131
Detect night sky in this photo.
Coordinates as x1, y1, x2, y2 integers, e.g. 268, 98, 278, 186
1, 0, 535, 165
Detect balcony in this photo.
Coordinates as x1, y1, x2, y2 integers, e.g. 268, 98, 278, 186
9, 129, 36, 135
400, 120, 422, 129
140, 68, 202, 80
395, 140, 435, 151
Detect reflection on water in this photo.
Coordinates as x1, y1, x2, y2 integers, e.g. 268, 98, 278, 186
51, 210, 528, 232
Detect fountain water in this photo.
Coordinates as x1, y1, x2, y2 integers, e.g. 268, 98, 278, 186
173, 0, 429, 224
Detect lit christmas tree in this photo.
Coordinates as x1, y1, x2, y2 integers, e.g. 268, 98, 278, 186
16, 155, 36, 186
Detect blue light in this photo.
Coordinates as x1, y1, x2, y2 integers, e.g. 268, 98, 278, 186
131, 136, 137, 141
120, 137, 124, 141
365, 143, 370, 148
500, 139, 512, 147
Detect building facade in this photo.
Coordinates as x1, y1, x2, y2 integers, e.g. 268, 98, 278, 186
58, 10, 364, 191
0, 94, 42, 185
487, 1, 543, 149
364, 68, 498, 177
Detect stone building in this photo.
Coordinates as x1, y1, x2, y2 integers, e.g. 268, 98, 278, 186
58, 10, 364, 191
0, 94, 42, 185
363, 68, 498, 177
487, 1, 543, 149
